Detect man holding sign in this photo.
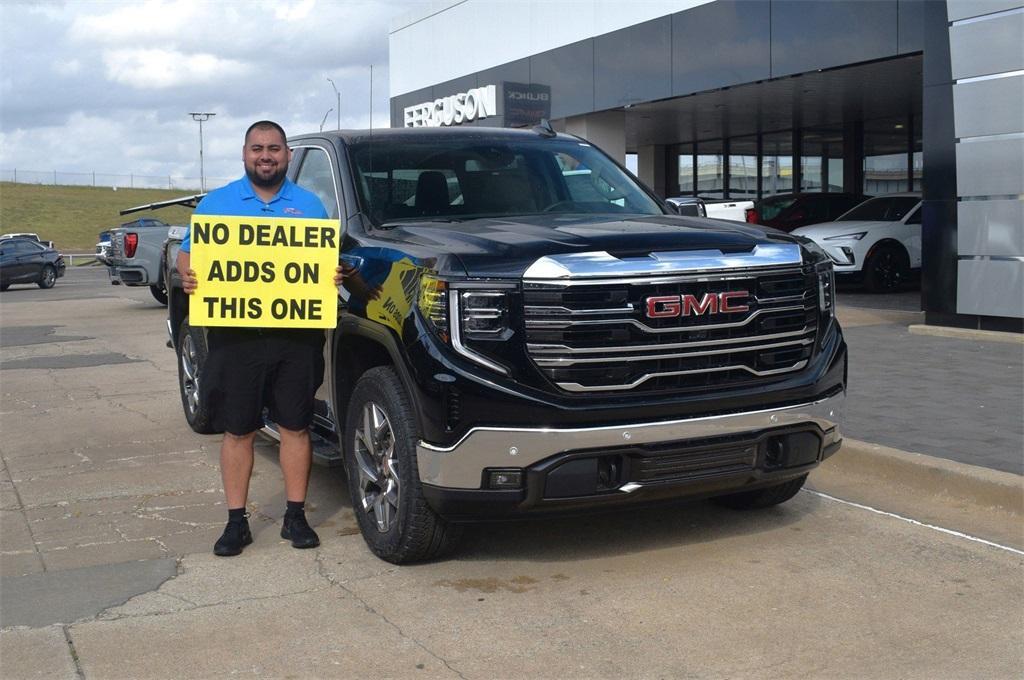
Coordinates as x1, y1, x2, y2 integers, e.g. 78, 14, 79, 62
176, 120, 343, 557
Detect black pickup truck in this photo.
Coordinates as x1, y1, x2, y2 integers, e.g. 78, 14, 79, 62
159, 126, 846, 563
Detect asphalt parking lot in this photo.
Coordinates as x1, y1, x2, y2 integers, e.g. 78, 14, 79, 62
1, 267, 1022, 679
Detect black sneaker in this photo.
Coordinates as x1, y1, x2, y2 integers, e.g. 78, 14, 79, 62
213, 518, 253, 557
281, 514, 320, 549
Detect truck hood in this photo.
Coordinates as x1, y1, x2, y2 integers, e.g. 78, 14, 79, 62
378, 214, 799, 278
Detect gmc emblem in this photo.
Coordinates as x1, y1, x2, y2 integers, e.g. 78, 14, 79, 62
645, 291, 750, 318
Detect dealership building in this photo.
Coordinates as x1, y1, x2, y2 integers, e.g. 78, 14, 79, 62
389, 0, 1023, 331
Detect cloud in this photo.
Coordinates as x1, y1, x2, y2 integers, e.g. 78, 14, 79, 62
68, 0, 197, 43
54, 58, 82, 76
0, 0, 411, 179
102, 49, 251, 89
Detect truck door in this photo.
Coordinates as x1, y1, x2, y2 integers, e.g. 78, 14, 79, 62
292, 143, 345, 437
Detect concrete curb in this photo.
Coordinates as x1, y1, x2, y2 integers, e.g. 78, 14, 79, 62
823, 437, 1023, 515
908, 323, 1023, 345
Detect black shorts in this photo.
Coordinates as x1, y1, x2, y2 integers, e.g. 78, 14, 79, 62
202, 328, 326, 436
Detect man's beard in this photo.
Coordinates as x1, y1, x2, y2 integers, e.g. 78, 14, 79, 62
245, 162, 288, 189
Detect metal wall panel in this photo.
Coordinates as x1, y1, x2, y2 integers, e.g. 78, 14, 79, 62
958, 200, 1024, 257
770, 1, 898, 77
949, 11, 1024, 79
947, 0, 1023, 21
670, 0, 770, 96
953, 75, 1024, 138
594, 19, 671, 109
898, 0, 926, 54
955, 137, 1024, 197
957, 259, 1024, 317
529, 39, 595, 120
389, 0, 710, 97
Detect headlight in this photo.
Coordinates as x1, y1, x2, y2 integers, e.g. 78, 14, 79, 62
417, 275, 513, 375
818, 267, 835, 318
823, 232, 867, 241
417, 275, 448, 342
817, 266, 836, 347
459, 290, 512, 340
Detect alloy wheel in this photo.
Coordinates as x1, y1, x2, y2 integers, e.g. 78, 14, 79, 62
875, 251, 902, 291
180, 333, 200, 415
353, 401, 401, 533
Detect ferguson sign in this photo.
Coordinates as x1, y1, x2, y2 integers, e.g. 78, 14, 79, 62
404, 85, 497, 127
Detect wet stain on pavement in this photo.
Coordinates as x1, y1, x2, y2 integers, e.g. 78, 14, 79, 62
0, 325, 90, 347
435, 575, 540, 593
2, 352, 140, 370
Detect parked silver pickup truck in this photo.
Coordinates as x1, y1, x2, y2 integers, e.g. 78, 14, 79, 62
105, 217, 175, 305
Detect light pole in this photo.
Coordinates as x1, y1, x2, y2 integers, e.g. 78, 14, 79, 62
189, 112, 215, 192
320, 108, 333, 132
326, 78, 340, 130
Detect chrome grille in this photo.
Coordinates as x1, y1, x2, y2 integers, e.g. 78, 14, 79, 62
523, 267, 818, 393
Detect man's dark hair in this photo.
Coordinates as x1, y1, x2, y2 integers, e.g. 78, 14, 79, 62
245, 120, 287, 144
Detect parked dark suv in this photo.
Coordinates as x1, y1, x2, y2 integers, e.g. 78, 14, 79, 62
158, 127, 847, 563
748, 193, 868, 232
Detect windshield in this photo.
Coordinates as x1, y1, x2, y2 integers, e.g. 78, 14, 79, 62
838, 196, 919, 221
349, 136, 663, 225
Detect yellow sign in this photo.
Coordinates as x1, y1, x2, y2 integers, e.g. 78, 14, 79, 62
188, 216, 339, 329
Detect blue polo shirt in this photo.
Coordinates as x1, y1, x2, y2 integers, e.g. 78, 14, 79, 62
180, 176, 328, 253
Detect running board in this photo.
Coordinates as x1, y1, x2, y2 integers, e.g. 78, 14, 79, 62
259, 424, 343, 467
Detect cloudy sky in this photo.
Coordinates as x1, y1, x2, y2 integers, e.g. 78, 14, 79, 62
0, 0, 423, 186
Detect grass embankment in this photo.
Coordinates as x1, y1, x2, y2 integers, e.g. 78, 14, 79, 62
0, 182, 198, 251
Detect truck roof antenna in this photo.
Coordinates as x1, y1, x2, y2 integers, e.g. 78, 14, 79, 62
533, 118, 557, 138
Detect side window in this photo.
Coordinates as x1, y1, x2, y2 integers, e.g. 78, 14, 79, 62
804, 196, 828, 221
905, 207, 922, 225
294, 147, 340, 220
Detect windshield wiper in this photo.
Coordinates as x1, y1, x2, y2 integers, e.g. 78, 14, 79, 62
378, 218, 466, 229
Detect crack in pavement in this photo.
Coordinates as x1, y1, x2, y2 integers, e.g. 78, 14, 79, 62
94, 583, 334, 623
312, 551, 469, 680
0, 452, 47, 572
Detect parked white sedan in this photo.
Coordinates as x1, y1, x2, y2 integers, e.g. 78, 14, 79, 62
792, 193, 922, 293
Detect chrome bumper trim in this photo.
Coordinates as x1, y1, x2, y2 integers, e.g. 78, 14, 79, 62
417, 392, 844, 489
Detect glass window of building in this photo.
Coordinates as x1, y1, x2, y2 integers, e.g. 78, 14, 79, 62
801, 129, 844, 193
912, 121, 923, 192
762, 132, 792, 196
696, 140, 724, 199
677, 144, 694, 195
864, 117, 911, 194
729, 136, 758, 199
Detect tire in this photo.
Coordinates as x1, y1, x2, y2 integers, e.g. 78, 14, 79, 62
37, 265, 56, 289
863, 244, 908, 293
712, 474, 808, 510
150, 282, 168, 306
344, 366, 461, 563
177, 317, 215, 434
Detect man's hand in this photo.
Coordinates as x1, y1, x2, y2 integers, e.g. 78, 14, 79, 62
182, 269, 198, 294
176, 251, 197, 295
333, 265, 346, 287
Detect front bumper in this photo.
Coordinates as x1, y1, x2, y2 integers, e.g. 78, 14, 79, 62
417, 390, 843, 491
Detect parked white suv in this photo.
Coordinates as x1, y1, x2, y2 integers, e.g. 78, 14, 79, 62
792, 193, 922, 293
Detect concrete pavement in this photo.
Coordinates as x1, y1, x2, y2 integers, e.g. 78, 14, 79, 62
1, 269, 1022, 679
